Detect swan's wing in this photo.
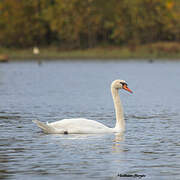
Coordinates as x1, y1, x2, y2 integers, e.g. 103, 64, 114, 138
48, 118, 112, 134
33, 120, 65, 134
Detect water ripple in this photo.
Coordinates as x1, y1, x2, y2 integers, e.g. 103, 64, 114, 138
0, 61, 180, 179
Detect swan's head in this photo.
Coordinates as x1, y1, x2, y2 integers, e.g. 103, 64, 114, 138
111, 80, 133, 93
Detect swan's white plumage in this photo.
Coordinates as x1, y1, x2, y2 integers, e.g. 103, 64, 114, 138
33, 79, 132, 134
49, 118, 114, 133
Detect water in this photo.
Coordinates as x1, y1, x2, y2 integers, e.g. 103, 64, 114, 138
0, 60, 180, 180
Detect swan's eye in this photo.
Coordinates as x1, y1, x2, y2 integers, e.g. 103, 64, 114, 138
120, 82, 127, 87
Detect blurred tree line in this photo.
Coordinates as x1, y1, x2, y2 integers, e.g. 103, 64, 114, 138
0, 0, 179, 49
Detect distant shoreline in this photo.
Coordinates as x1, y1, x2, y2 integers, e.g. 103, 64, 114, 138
1, 42, 180, 61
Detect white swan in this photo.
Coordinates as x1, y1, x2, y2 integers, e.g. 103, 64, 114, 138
33, 80, 133, 134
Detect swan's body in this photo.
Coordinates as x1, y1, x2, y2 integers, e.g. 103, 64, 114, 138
33, 80, 132, 134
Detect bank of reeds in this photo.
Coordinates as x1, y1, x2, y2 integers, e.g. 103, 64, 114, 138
1, 42, 180, 61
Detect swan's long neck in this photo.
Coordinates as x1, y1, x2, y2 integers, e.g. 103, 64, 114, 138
111, 87, 125, 131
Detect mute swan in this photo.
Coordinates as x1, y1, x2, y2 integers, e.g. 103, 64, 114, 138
33, 80, 133, 134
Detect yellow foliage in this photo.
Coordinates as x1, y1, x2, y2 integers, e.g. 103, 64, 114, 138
0, 0, 180, 48
166, 2, 174, 9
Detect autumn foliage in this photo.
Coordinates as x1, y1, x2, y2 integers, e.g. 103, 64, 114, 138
0, 0, 179, 48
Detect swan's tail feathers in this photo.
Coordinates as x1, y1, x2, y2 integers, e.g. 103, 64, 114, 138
32, 120, 58, 134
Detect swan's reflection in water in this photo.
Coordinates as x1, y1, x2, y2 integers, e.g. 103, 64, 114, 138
44, 132, 125, 153
47, 132, 124, 142
112, 132, 125, 153
114, 132, 124, 142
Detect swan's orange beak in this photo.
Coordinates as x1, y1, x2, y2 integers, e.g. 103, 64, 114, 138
123, 84, 133, 93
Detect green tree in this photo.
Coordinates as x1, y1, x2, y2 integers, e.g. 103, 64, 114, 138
0, 0, 48, 47
111, 0, 177, 45
0, 0, 179, 48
